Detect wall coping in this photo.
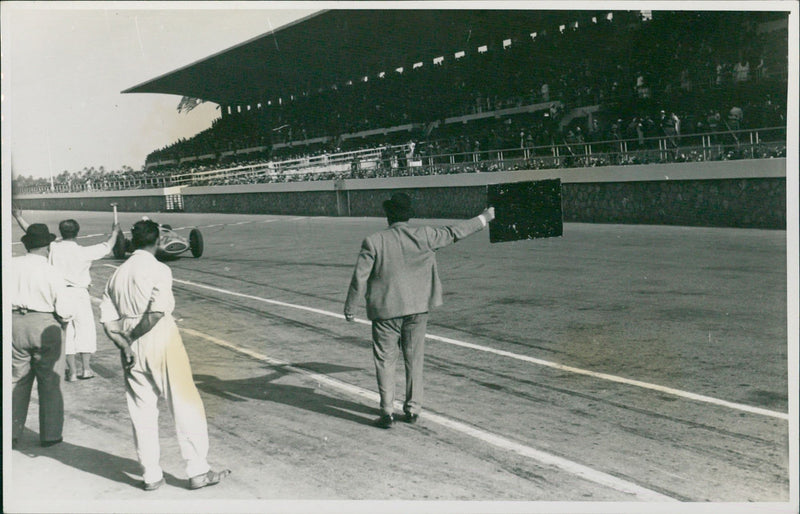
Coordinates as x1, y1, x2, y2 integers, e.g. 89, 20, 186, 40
14, 187, 168, 200
15, 158, 785, 199
340, 158, 785, 190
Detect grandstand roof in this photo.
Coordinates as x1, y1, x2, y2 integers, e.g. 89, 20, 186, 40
122, 9, 614, 105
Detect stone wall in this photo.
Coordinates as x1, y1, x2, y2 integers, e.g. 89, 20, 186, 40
345, 186, 487, 219
13, 159, 786, 229
183, 190, 338, 216
343, 178, 785, 229
13, 194, 166, 213
561, 178, 785, 228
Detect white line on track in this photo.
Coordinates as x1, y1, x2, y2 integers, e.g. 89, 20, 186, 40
98, 264, 789, 421
423, 333, 790, 421
179, 325, 676, 502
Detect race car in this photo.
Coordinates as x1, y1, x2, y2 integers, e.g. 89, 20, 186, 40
113, 220, 203, 260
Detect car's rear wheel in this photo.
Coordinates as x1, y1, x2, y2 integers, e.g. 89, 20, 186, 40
113, 231, 127, 259
189, 228, 204, 258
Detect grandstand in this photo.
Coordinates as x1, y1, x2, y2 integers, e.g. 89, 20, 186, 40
12, 9, 788, 194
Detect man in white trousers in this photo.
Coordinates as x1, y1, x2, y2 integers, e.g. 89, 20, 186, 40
100, 219, 230, 491
12, 209, 120, 381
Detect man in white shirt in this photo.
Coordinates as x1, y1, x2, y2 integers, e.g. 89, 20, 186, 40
50, 219, 120, 380
11, 223, 74, 448
99, 220, 230, 491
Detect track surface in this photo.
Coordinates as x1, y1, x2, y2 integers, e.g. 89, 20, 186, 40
6, 211, 791, 511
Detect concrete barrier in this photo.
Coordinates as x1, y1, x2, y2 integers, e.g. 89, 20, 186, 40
13, 158, 786, 229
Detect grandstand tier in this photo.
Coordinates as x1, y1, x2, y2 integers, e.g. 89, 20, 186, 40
12, 10, 788, 195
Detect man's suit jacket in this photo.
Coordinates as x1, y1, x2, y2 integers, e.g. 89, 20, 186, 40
345, 216, 485, 321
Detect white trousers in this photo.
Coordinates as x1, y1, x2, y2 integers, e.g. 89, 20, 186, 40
125, 315, 210, 483
63, 287, 97, 355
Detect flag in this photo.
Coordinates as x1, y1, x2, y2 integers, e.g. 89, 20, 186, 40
487, 179, 563, 243
177, 96, 204, 114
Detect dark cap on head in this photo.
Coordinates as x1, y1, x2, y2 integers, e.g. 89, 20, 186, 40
383, 193, 415, 222
21, 223, 56, 250
131, 219, 160, 250
59, 219, 80, 239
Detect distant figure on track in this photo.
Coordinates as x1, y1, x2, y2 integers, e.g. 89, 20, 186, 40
99, 220, 230, 491
13, 208, 120, 381
344, 193, 494, 428
11, 223, 73, 448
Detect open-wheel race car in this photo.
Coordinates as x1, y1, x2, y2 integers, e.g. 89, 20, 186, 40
113, 222, 204, 260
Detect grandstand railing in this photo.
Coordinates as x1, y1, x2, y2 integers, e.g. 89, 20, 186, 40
168, 144, 412, 187
403, 126, 786, 177
12, 127, 786, 194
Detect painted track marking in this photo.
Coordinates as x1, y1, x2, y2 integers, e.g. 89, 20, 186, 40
99, 264, 789, 421
179, 326, 676, 502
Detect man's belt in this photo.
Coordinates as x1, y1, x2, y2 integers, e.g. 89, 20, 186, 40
12, 307, 52, 315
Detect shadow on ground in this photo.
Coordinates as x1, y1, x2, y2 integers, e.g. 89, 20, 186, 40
13, 428, 181, 489
194, 362, 377, 427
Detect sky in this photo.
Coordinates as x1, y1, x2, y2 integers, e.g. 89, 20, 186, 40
1, 2, 317, 180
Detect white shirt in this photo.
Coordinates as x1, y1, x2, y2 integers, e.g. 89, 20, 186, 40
11, 253, 73, 319
99, 250, 175, 327
49, 239, 111, 288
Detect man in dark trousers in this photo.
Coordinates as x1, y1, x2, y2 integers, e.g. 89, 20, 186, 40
11, 223, 73, 448
344, 193, 494, 428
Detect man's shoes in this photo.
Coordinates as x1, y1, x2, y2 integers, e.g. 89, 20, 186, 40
189, 469, 231, 490
66, 372, 78, 382
142, 477, 165, 491
79, 371, 94, 380
40, 438, 63, 448
404, 412, 419, 424
143, 479, 165, 491
373, 414, 394, 429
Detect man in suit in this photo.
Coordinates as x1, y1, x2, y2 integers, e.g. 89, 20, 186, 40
344, 193, 494, 428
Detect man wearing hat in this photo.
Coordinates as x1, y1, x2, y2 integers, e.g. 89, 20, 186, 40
11, 223, 73, 448
344, 193, 494, 428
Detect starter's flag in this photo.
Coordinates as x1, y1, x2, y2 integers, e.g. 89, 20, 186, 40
487, 179, 563, 243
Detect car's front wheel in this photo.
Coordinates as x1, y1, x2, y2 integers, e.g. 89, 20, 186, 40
189, 228, 204, 258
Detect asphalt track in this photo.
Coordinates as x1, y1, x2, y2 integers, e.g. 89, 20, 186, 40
5, 210, 791, 512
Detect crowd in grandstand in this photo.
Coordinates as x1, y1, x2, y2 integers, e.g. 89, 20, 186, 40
144, 12, 786, 159
12, 11, 788, 195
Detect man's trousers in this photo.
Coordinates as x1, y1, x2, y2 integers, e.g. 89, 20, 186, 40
12, 312, 65, 443
125, 315, 210, 483
63, 287, 97, 355
371, 313, 428, 417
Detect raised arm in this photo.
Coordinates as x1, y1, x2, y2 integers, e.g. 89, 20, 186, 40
105, 223, 121, 248
425, 207, 495, 250
12, 206, 30, 232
